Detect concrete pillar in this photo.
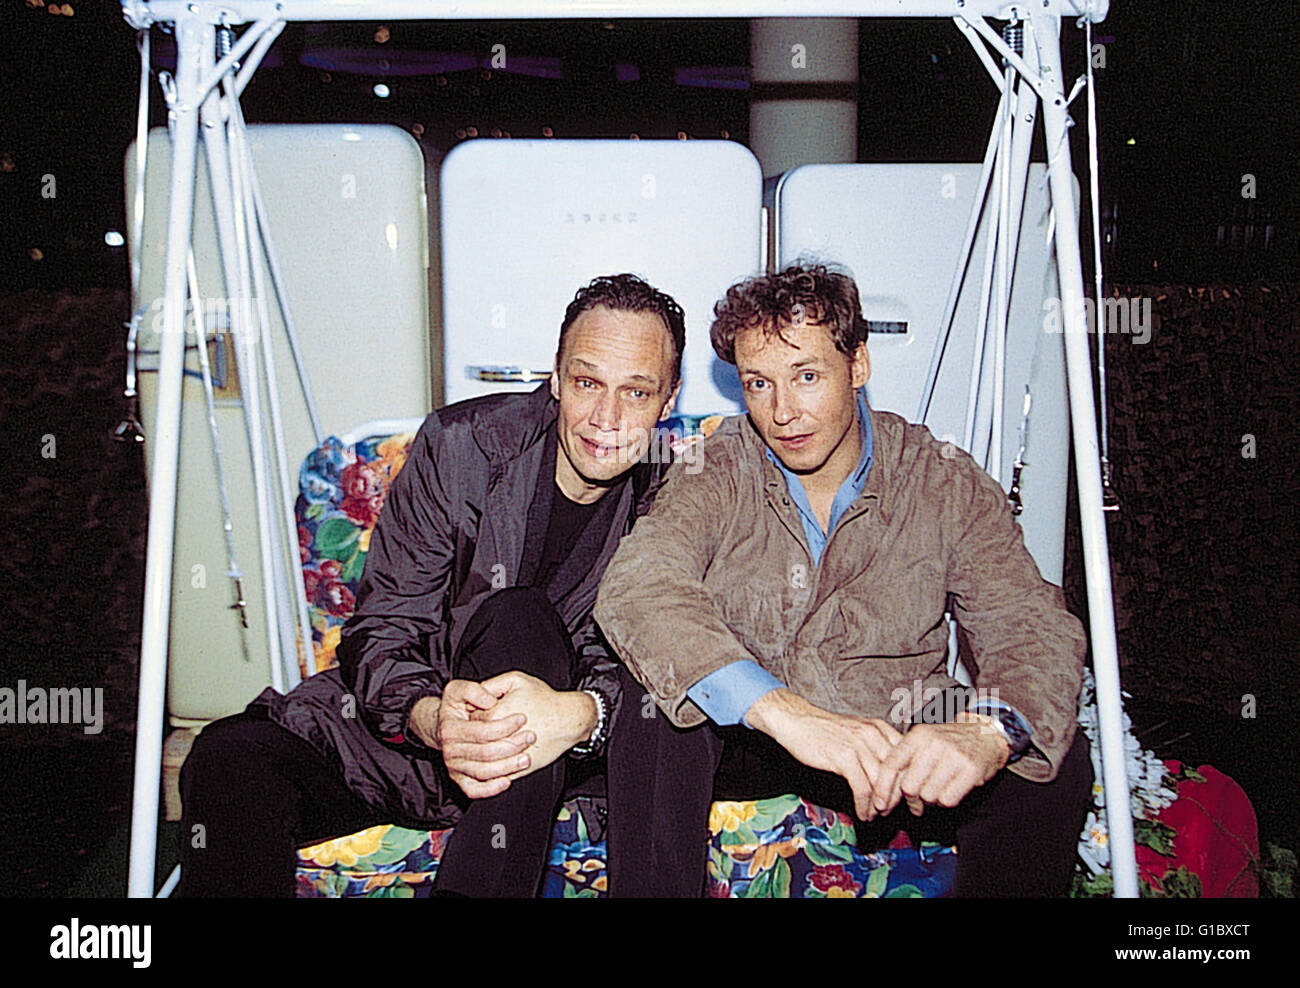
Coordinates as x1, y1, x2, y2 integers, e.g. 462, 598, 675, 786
748, 18, 860, 180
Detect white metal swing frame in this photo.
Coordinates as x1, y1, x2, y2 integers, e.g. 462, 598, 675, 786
121, 0, 1135, 899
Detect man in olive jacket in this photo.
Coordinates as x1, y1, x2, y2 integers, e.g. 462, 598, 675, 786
178, 273, 686, 897
595, 263, 1093, 897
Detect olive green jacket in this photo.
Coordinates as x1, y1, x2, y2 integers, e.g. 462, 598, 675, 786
594, 407, 1086, 783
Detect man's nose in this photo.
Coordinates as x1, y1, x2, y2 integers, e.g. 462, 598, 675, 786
772, 385, 799, 426
589, 391, 619, 432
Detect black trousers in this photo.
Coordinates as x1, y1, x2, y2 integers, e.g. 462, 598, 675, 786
179, 585, 1092, 898
175, 708, 391, 897
178, 587, 604, 898
612, 671, 1096, 897
429, 587, 604, 896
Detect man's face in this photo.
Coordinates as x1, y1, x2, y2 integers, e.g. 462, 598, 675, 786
550, 305, 680, 500
735, 319, 870, 490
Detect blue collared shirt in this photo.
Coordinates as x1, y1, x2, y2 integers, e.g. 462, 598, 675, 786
764, 389, 875, 567
687, 390, 872, 726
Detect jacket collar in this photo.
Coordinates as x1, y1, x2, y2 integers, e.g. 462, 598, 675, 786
471, 382, 559, 467
741, 400, 895, 510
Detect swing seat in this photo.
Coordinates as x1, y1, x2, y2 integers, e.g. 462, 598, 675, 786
290, 417, 958, 898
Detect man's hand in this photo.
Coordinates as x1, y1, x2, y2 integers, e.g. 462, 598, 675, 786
745, 688, 904, 821
408, 680, 537, 800
469, 671, 598, 782
872, 715, 1010, 818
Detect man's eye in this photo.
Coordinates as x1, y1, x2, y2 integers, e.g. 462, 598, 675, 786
576, 378, 595, 389
745, 379, 767, 392
629, 390, 648, 400
800, 371, 818, 383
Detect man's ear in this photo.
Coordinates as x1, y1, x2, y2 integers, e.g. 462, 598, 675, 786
851, 342, 871, 389
550, 357, 561, 401
659, 378, 682, 420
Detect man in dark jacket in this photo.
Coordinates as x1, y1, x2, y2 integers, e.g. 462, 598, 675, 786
177, 273, 687, 897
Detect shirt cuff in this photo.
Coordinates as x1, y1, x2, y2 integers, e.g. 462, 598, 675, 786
687, 660, 785, 728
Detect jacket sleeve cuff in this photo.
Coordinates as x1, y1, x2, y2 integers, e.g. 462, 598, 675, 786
389, 684, 445, 752
687, 660, 785, 727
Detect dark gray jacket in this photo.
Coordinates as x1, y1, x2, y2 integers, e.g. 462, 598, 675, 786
250, 383, 669, 825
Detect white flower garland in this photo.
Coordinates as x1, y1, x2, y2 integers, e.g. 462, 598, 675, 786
1074, 667, 1180, 875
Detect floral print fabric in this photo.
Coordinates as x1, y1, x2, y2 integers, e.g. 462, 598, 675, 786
295, 796, 957, 898
297, 432, 416, 676
706, 796, 956, 898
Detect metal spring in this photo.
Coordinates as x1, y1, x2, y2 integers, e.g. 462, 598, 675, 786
1002, 21, 1024, 57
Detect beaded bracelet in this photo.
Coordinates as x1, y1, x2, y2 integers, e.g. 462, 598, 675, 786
569, 688, 608, 758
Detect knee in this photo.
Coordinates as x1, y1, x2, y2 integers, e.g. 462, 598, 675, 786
457, 587, 573, 681
179, 716, 287, 809
473, 586, 557, 626
180, 721, 240, 792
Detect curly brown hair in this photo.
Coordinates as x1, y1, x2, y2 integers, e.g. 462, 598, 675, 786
710, 262, 868, 366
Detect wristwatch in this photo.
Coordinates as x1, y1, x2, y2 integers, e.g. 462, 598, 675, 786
962, 703, 1033, 764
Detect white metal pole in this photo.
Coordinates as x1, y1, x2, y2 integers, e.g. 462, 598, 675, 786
1003, 66, 1039, 297
989, 61, 1012, 477
1033, 10, 1137, 898
237, 104, 325, 445
989, 31, 1039, 484
235, 21, 285, 96
156, 862, 181, 897
129, 29, 150, 305
227, 81, 306, 690
128, 14, 213, 899
223, 78, 289, 696
961, 121, 1003, 456
199, 74, 286, 695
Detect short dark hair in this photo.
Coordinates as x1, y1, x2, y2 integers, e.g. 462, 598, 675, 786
557, 273, 686, 388
710, 262, 868, 365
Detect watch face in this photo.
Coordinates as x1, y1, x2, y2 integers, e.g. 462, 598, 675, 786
997, 711, 1032, 755
968, 702, 1031, 756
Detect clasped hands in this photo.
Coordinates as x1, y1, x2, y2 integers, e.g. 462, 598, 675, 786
408, 673, 597, 799
410, 677, 1008, 812
745, 688, 1011, 821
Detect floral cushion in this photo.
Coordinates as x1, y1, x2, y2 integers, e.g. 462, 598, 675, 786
292, 415, 957, 898
706, 796, 956, 898
296, 431, 417, 677
294, 796, 957, 899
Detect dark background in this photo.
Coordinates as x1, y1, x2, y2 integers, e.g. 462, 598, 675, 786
1, 1, 1296, 897
3, 2, 1296, 290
